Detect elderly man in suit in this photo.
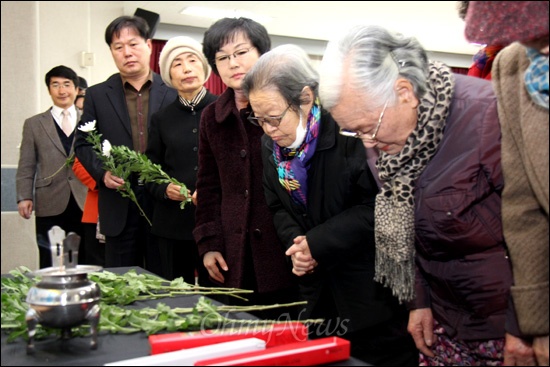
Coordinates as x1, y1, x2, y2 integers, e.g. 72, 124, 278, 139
74, 16, 177, 275
16, 65, 87, 269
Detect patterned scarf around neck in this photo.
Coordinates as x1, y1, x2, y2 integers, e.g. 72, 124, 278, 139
273, 101, 321, 208
469, 44, 505, 80
374, 62, 455, 303
524, 48, 549, 110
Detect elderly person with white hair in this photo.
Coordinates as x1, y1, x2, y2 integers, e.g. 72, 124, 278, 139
145, 36, 217, 282
319, 24, 517, 366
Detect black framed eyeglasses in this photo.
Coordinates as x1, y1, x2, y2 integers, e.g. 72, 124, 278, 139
247, 105, 292, 128
339, 101, 388, 141
214, 47, 255, 65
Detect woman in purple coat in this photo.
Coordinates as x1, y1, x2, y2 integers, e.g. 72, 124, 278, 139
193, 18, 300, 318
319, 24, 517, 365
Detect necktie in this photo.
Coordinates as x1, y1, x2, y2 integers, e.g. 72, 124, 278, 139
61, 109, 72, 136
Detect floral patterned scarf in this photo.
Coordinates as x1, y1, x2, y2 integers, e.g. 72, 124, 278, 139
273, 101, 321, 208
468, 45, 505, 80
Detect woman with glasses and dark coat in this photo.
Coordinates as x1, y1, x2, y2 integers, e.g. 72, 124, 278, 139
242, 44, 417, 366
192, 18, 300, 319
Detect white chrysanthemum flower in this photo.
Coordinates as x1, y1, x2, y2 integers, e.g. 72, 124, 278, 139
78, 120, 97, 132
102, 140, 112, 157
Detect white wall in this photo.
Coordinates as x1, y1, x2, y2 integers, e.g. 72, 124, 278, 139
1, 1, 123, 166
1, 1, 125, 273
155, 23, 475, 68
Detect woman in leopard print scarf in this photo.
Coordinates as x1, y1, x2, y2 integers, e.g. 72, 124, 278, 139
320, 24, 515, 365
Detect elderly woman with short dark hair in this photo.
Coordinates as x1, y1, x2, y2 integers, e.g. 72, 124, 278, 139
242, 44, 417, 366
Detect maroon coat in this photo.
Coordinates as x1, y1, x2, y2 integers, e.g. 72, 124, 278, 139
193, 88, 295, 293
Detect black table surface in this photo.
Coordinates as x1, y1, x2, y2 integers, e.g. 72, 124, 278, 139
2, 267, 370, 366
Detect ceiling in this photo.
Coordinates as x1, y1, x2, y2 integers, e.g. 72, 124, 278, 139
123, 1, 481, 55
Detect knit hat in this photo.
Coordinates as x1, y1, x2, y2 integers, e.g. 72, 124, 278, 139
464, 1, 549, 46
158, 36, 211, 88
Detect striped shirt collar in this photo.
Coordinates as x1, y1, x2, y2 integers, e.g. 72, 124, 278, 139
179, 87, 207, 108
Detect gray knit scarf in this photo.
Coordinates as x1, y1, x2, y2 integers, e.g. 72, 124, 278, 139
374, 61, 455, 303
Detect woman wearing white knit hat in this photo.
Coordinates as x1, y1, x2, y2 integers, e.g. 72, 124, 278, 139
145, 36, 217, 283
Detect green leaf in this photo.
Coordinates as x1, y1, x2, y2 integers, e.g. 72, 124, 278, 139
2, 267, 315, 343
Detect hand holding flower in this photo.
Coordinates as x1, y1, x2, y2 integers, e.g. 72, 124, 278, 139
78, 120, 149, 225
103, 170, 125, 190
78, 120, 192, 225
165, 182, 191, 202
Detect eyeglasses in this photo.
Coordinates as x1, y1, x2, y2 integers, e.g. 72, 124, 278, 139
339, 101, 388, 141
248, 105, 292, 128
50, 82, 74, 90
214, 47, 255, 65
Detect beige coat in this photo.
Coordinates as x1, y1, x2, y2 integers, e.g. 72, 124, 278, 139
493, 42, 549, 336
16, 108, 87, 217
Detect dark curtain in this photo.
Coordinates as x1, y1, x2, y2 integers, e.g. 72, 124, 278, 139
451, 67, 469, 75
205, 74, 226, 95
150, 39, 226, 95
150, 39, 164, 74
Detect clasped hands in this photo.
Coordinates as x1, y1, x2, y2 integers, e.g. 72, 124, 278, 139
285, 235, 318, 276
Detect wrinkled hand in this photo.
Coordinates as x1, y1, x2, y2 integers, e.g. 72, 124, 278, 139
203, 251, 228, 284
285, 235, 318, 276
408, 308, 435, 358
103, 171, 124, 189
533, 335, 549, 366
504, 333, 537, 366
165, 183, 189, 201
17, 200, 33, 219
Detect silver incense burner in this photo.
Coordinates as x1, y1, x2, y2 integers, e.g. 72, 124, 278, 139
25, 226, 102, 353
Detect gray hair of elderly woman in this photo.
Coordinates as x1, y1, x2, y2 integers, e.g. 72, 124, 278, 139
319, 24, 429, 110
242, 44, 319, 109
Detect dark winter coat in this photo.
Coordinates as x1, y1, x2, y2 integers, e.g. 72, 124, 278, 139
193, 88, 295, 293
75, 72, 177, 236
411, 74, 514, 340
146, 92, 217, 240
262, 110, 406, 333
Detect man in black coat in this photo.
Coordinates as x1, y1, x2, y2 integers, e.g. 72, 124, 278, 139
74, 16, 177, 275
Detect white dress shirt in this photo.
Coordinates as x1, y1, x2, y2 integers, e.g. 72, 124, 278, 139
51, 104, 77, 131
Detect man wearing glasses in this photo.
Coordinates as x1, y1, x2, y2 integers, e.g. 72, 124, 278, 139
74, 16, 176, 275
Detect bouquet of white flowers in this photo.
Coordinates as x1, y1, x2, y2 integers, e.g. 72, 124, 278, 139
78, 120, 192, 226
